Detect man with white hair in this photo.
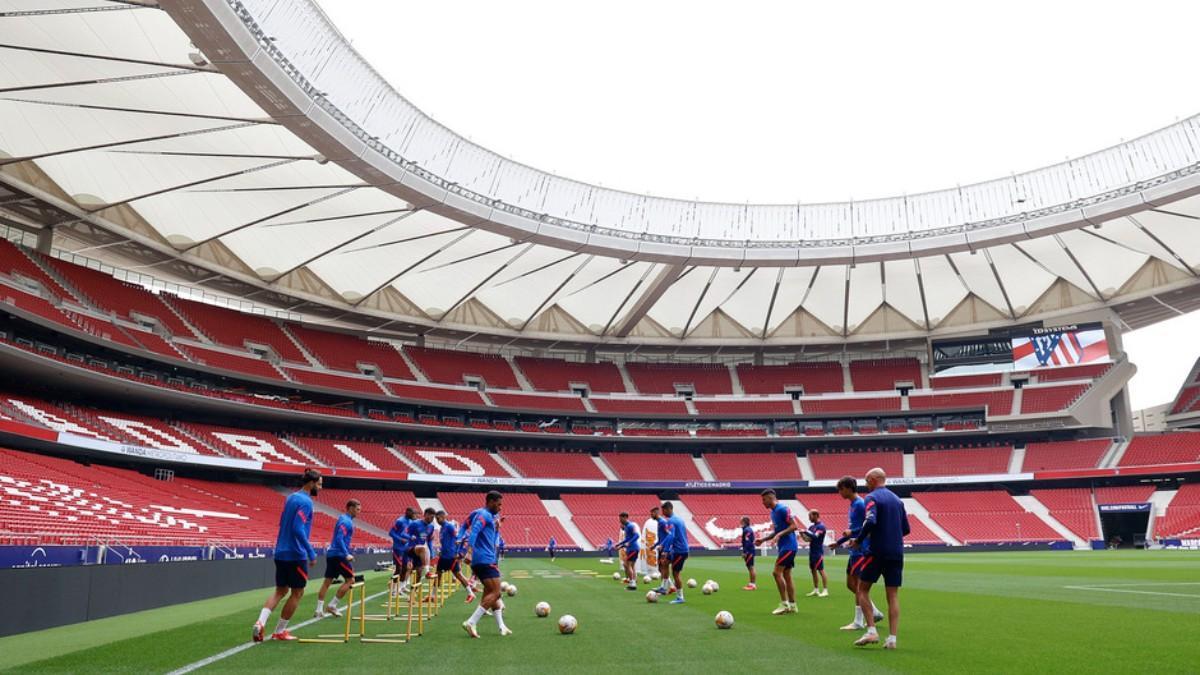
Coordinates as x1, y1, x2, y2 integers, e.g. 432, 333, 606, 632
850, 467, 909, 650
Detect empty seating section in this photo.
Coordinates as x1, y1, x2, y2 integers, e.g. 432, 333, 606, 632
1021, 384, 1088, 413
487, 392, 586, 413
931, 373, 1003, 389
1029, 488, 1100, 539
285, 325, 414, 379
850, 358, 922, 392
560, 493, 699, 547
164, 296, 306, 362
282, 367, 385, 395
807, 449, 903, 480
794, 492, 944, 545
1118, 433, 1200, 467
914, 446, 1012, 476
125, 328, 184, 358
736, 362, 844, 395
909, 390, 1013, 416
1, 283, 79, 327
59, 310, 142, 350
1171, 384, 1200, 414
1092, 485, 1155, 504
1028, 363, 1110, 382
500, 450, 606, 479
175, 344, 284, 380
914, 491, 1061, 543
1155, 483, 1200, 538
437, 491, 573, 548
702, 453, 801, 480
600, 452, 701, 480
693, 399, 793, 415
289, 437, 409, 472
176, 423, 312, 465
0, 240, 78, 301
514, 357, 625, 393
681, 493, 771, 546
175, 478, 359, 546
393, 446, 512, 476
1021, 439, 1111, 471
802, 396, 901, 414
315, 487, 418, 534
405, 346, 519, 389
40, 258, 194, 336
625, 363, 733, 395
590, 397, 689, 416
382, 381, 484, 406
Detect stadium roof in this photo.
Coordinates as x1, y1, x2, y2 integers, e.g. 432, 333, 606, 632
3, 0, 1200, 347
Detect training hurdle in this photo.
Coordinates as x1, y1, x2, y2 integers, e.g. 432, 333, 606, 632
298, 578, 365, 644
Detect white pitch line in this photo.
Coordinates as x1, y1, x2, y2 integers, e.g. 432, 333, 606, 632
165, 589, 389, 675
1063, 585, 1200, 599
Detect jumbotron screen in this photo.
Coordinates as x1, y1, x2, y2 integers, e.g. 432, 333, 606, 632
1010, 323, 1109, 370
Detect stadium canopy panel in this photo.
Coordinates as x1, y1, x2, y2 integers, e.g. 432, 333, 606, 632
2, 0, 1200, 347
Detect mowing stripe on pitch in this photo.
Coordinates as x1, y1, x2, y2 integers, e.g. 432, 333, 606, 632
165, 589, 389, 675
1063, 583, 1200, 599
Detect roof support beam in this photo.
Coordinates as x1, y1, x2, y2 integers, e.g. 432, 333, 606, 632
0, 122, 257, 167
612, 263, 685, 337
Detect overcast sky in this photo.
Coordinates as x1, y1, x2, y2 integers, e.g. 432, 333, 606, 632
319, 0, 1200, 409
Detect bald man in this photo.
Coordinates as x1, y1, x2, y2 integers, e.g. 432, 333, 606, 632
850, 467, 909, 650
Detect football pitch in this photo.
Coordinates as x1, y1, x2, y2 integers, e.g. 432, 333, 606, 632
1, 550, 1197, 674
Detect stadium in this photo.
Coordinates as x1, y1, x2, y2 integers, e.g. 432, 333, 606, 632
0, 0, 1198, 672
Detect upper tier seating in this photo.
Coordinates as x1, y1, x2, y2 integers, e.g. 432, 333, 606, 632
175, 344, 285, 380
289, 437, 410, 472
0, 240, 78, 302
680, 493, 773, 546
909, 390, 1013, 416
625, 362, 733, 395
930, 373, 1004, 389
285, 325, 415, 379
1029, 488, 1100, 539
382, 381, 485, 406
40, 258, 194, 336
1025, 363, 1111, 382
176, 423, 313, 465
914, 446, 1013, 477
589, 397, 689, 416
702, 452, 802, 481
282, 367, 387, 396
1118, 433, 1200, 467
500, 450, 606, 480
164, 296, 306, 363
1021, 439, 1111, 472
692, 399, 794, 415
405, 346, 520, 389
807, 449, 903, 480
1170, 384, 1200, 415
599, 452, 702, 480
849, 358, 922, 392
736, 362, 844, 395
1020, 384, 1089, 413
914, 490, 1062, 543
1154, 483, 1200, 539
436, 491, 574, 548
513, 357, 626, 393
802, 396, 902, 414
487, 392, 587, 413
393, 446, 513, 476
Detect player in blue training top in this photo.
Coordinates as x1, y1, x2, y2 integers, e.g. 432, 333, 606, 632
833, 475, 882, 631
604, 537, 615, 558
655, 501, 690, 604
547, 536, 558, 561
851, 468, 910, 650
252, 468, 321, 642
315, 498, 361, 619
389, 506, 417, 596
434, 510, 475, 604
403, 508, 437, 600
740, 516, 757, 591
649, 505, 672, 593
756, 488, 800, 615
614, 512, 641, 590
800, 509, 829, 597
462, 491, 510, 638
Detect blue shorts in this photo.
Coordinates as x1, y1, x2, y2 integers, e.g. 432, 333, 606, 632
855, 555, 903, 587
809, 555, 825, 571
847, 552, 864, 575
775, 550, 797, 569
669, 553, 688, 573
324, 556, 354, 581
437, 556, 460, 573
274, 560, 308, 589
471, 563, 501, 580
742, 552, 755, 568
624, 548, 640, 563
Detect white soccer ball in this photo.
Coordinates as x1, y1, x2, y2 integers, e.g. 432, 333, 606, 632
645, 590, 659, 603
709, 581, 720, 593
651, 571, 662, 580
534, 601, 551, 617
715, 610, 734, 629
612, 572, 622, 581
500, 581, 511, 592
506, 584, 518, 597
702, 582, 714, 595
557, 614, 577, 634
642, 575, 652, 584
686, 578, 697, 588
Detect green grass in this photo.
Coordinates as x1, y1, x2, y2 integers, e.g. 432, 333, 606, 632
2, 551, 1198, 673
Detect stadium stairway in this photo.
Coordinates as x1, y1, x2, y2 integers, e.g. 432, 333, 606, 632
667, 499, 719, 549
541, 499, 593, 550
1008, 445, 1026, 473
900, 497, 960, 545
796, 456, 815, 481
1100, 438, 1132, 468
1012, 495, 1088, 548
692, 456, 716, 481
591, 455, 619, 480
416, 496, 444, 515
902, 452, 916, 477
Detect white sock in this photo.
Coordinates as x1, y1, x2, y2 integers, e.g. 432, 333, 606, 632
872, 601, 881, 616
328, 597, 339, 609
467, 605, 487, 626
274, 618, 288, 634
257, 608, 271, 626
494, 608, 507, 631
866, 626, 878, 636
886, 635, 896, 643
854, 605, 864, 624
315, 600, 324, 613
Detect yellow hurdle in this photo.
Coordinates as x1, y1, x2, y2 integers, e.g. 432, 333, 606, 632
298, 580, 365, 644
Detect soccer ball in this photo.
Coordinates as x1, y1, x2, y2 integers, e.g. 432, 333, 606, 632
506, 584, 518, 597
715, 610, 734, 629
612, 572, 622, 581
534, 601, 551, 617
500, 581, 511, 593
557, 614, 577, 634
709, 581, 720, 593
702, 582, 714, 595
642, 575, 652, 584
645, 590, 658, 603
651, 571, 662, 580
686, 578, 697, 588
